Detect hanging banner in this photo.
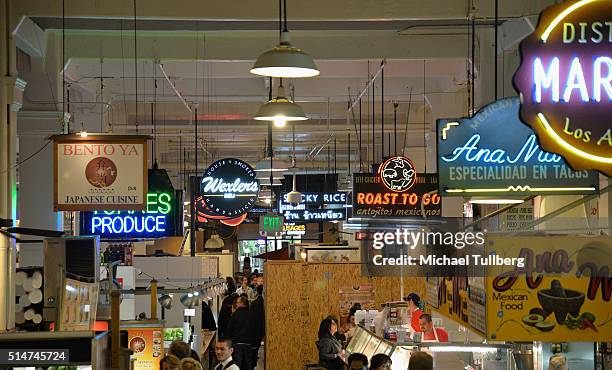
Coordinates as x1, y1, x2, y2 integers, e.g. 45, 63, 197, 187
513, 0, 612, 175
352, 171, 441, 218
52, 135, 148, 211
486, 236, 612, 341
437, 98, 599, 196
199, 158, 260, 218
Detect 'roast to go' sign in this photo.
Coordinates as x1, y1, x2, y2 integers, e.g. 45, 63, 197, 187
514, 0, 612, 175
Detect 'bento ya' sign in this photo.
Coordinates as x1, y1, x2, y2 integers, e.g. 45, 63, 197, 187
514, 0, 612, 176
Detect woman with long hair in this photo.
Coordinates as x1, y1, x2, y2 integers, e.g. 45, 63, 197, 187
317, 317, 344, 370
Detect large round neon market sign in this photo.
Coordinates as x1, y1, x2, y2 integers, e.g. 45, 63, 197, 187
200, 158, 260, 217
514, 0, 612, 176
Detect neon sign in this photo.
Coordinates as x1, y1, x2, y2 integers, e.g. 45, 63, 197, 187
352, 173, 441, 218
437, 98, 599, 196
514, 0, 612, 175
442, 134, 562, 164
200, 158, 259, 217
81, 192, 177, 238
377, 156, 417, 192
278, 192, 347, 223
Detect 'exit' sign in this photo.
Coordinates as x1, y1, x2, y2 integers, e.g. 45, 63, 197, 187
259, 214, 284, 236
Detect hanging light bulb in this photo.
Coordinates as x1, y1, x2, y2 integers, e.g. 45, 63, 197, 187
254, 83, 307, 123
273, 119, 287, 128
78, 122, 88, 138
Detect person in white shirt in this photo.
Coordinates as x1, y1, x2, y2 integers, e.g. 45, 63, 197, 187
215, 338, 240, 370
236, 276, 256, 302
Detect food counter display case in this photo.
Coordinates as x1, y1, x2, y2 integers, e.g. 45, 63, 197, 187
346, 325, 512, 370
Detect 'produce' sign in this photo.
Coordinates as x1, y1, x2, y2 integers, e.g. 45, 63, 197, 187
513, 0, 612, 175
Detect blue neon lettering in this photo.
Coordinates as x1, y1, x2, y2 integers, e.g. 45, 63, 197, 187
144, 216, 156, 232
134, 217, 145, 233
564, 57, 589, 102
112, 217, 123, 233
534, 57, 560, 103
442, 134, 562, 164
124, 216, 135, 233
594, 56, 612, 102
89, 215, 168, 235
91, 217, 101, 233
155, 215, 166, 232
101, 217, 112, 233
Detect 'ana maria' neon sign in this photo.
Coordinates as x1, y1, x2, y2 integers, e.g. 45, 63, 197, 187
442, 134, 562, 164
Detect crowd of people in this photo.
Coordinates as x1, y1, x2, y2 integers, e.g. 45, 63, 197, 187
160, 272, 265, 370
316, 294, 447, 370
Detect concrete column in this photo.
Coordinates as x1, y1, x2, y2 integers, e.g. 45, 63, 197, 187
17, 111, 68, 267
0, 0, 25, 331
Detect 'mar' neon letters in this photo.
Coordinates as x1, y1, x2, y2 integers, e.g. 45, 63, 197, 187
534, 56, 612, 103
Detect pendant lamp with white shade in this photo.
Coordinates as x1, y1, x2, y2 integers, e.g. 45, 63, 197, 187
254, 80, 308, 127
250, 0, 319, 78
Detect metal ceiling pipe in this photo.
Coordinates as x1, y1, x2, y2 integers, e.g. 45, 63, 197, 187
158, 63, 192, 114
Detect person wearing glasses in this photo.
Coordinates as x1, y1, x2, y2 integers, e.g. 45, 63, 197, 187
317, 317, 344, 370
370, 353, 392, 370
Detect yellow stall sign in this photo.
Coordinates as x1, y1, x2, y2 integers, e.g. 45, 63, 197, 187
486, 236, 611, 341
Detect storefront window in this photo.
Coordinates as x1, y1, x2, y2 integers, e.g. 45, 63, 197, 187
237, 238, 292, 272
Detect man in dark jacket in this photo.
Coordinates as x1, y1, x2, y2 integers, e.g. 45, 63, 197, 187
226, 295, 256, 370
250, 285, 265, 365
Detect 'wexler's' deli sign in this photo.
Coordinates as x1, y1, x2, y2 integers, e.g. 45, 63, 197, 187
437, 98, 599, 196
53, 135, 148, 211
200, 158, 259, 217
514, 0, 612, 175
352, 156, 441, 218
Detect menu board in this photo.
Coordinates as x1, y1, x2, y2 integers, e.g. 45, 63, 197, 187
58, 278, 99, 331
486, 236, 612, 341
127, 326, 164, 369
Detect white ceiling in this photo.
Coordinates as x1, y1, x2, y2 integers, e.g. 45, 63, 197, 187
13, 0, 543, 181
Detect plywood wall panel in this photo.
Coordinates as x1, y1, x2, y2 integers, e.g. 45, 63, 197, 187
264, 261, 425, 370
